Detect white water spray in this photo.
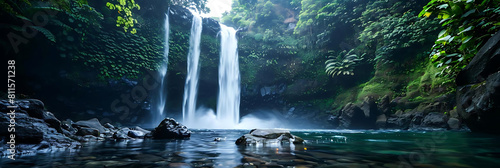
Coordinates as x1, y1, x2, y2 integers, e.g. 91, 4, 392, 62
182, 14, 203, 125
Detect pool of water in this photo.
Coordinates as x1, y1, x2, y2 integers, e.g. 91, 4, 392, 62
2, 129, 500, 167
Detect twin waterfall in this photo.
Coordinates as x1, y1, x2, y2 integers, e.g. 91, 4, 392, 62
155, 11, 240, 128
217, 25, 240, 126
150, 12, 170, 127
182, 14, 203, 125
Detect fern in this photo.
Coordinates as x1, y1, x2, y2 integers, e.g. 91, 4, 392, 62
30, 26, 56, 42
325, 50, 363, 78
50, 19, 73, 31
14, 15, 31, 22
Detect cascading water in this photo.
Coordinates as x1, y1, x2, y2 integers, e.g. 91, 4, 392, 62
216, 24, 240, 126
182, 14, 203, 125
180, 23, 278, 129
151, 12, 170, 127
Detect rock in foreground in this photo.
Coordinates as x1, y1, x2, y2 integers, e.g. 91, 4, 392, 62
151, 118, 191, 139
0, 99, 80, 152
235, 129, 304, 145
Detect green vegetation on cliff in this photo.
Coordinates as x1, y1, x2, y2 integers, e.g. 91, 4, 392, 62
420, 0, 500, 77
3, 0, 499, 117
222, 0, 497, 113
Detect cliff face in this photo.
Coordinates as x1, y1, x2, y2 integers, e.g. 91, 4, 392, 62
456, 31, 500, 134
9, 4, 222, 126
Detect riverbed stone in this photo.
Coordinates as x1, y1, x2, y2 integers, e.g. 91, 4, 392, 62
113, 128, 131, 139
151, 118, 191, 139
236, 129, 304, 145
128, 130, 146, 138
103, 123, 116, 129
73, 118, 106, 133
76, 127, 99, 137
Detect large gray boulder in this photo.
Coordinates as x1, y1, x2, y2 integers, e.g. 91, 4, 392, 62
151, 118, 191, 139
337, 97, 380, 129
72, 118, 106, 134
421, 112, 448, 128
235, 129, 304, 145
456, 30, 500, 134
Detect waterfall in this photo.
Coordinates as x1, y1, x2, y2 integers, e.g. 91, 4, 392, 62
151, 11, 169, 127
216, 24, 240, 126
182, 14, 203, 125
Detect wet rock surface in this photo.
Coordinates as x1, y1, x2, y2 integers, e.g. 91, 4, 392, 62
0, 100, 81, 153
151, 118, 191, 139
72, 118, 106, 134
331, 96, 464, 130
0, 100, 190, 156
236, 129, 304, 145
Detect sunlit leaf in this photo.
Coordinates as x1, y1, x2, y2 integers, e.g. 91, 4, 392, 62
438, 29, 447, 38
458, 26, 473, 35
423, 12, 432, 17
438, 4, 449, 9
462, 9, 476, 18
462, 36, 473, 44
445, 59, 452, 64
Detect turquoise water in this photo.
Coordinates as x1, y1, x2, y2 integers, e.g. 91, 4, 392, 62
1, 129, 499, 167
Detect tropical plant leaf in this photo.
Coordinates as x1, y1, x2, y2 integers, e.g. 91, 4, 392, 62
461, 9, 476, 18
30, 26, 56, 42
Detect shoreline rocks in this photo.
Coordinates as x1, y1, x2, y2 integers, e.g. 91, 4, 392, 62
1, 99, 81, 155
1, 99, 191, 156
330, 96, 466, 130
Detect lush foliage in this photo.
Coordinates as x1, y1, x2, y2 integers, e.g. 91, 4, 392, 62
223, 0, 455, 110
0, 0, 97, 43
420, 0, 500, 76
359, 11, 438, 62
0, 0, 74, 15
325, 49, 363, 77
106, 0, 141, 34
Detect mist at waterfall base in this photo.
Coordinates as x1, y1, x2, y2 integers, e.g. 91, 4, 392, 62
183, 107, 308, 129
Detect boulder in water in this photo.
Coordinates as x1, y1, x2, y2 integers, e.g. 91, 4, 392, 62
73, 118, 106, 133
76, 127, 99, 137
151, 118, 191, 139
113, 128, 131, 139
235, 129, 304, 145
128, 130, 146, 138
